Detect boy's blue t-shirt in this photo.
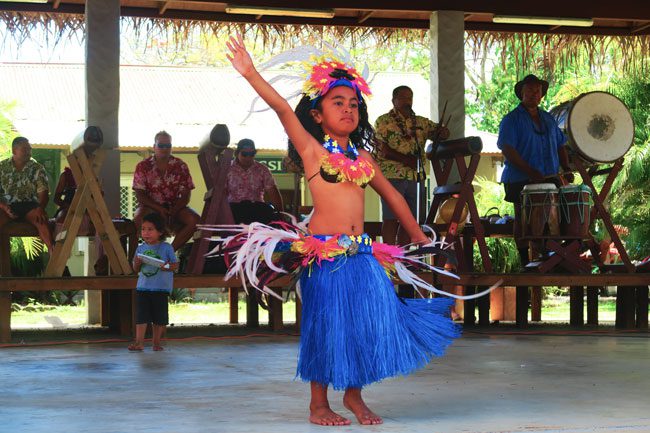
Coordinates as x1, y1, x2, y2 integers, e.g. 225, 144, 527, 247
135, 241, 177, 293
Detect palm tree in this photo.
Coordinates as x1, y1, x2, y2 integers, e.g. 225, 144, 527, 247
606, 78, 650, 258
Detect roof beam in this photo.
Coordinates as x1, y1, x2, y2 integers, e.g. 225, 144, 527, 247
226, 0, 650, 21
465, 21, 639, 36
0, 2, 648, 36
159, 1, 172, 15
631, 22, 650, 33
358, 11, 373, 24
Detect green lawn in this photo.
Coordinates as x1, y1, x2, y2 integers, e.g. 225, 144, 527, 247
11, 301, 298, 328
540, 298, 616, 322
11, 297, 620, 329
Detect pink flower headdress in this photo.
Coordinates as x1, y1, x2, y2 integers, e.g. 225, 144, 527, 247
243, 41, 373, 119
301, 55, 372, 101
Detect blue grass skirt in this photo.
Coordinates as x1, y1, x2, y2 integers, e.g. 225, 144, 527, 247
296, 251, 461, 390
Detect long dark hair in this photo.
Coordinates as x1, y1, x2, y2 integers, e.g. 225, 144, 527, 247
287, 93, 375, 172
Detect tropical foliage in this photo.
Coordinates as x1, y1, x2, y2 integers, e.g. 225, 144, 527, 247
466, 41, 650, 259
471, 176, 519, 273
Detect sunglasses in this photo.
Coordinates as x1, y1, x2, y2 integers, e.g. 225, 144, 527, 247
240, 150, 256, 157
156, 143, 172, 149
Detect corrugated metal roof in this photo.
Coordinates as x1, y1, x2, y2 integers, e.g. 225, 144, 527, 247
0, 63, 498, 154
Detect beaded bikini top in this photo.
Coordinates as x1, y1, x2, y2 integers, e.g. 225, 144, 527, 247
307, 135, 375, 188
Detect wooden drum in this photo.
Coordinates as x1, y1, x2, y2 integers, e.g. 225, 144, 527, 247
521, 183, 560, 237
559, 185, 592, 238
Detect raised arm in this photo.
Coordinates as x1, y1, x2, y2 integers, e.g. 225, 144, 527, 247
226, 35, 315, 157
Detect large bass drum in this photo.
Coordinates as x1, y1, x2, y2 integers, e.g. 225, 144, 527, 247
550, 91, 634, 163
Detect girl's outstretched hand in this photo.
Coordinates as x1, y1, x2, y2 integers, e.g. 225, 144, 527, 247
226, 34, 255, 78
412, 236, 432, 247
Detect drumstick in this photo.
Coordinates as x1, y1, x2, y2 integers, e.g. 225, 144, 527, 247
430, 101, 449, 145
439, 100, 448, 125
443, 114, 452, 129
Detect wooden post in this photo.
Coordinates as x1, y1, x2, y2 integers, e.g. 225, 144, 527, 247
616, 286, 636, 329
531, 286, 542, 322
516, 286, 528, 328
268, 296, 283, 331
229, 287, 239, 324
246, 292, 259, 328
586, 286, 599, 325
569, 286, 584, 326
0, 292, 10, 343
0, 227, 11, 342
636, 286, 649, 329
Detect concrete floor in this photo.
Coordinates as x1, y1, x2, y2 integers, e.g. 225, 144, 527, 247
2, 331, 650, 433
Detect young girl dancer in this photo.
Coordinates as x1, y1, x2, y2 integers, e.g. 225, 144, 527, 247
225, 34, 461, 426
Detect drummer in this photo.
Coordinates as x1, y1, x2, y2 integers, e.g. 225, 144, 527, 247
497, 74, 572, 266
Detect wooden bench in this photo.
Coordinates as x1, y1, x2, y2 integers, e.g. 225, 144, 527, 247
2, 271, 649, 342
0, 219, 139, 342
0, 274, 298, 342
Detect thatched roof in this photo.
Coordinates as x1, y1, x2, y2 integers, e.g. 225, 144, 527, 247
466, 31, 650, 76
1, 11, 650, 74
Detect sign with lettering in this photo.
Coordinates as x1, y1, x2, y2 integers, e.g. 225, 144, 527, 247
257, 157, 286, 174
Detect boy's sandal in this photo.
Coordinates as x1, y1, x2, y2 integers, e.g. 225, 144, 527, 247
128, 344, 144, 351
153, 345, 164, 351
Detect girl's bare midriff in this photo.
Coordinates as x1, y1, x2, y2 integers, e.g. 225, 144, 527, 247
307, 177, 365, 236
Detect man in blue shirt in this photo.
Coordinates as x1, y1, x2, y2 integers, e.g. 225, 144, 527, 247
497, 74, 571, 265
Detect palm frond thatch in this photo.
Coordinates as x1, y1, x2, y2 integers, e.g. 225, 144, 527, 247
1, 11, 650, 75
467, 31, 650, 75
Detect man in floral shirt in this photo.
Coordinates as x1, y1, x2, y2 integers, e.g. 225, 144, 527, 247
132, 131, 199, 251
374, 86, 449, 245
226, 138, 283, 224
0, 136, 53, 250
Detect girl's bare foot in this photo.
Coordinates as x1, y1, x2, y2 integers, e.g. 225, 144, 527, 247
309, 404, 351, 426
343, 389, 383, 425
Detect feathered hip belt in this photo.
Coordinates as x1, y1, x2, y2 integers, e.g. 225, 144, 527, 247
198, 219, 498, 301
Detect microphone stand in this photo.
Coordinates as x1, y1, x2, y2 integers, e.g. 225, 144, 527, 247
404, 107, 426, 226
413, 129, 426, 225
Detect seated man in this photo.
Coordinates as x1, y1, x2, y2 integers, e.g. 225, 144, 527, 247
226, 138, 283, 224
0, 136, 53, 250
132, 131, 199, 251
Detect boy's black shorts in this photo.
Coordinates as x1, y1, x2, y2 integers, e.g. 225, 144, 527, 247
135, 291, 169, 325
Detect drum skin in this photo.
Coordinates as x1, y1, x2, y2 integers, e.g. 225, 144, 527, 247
550, 91, 634, 163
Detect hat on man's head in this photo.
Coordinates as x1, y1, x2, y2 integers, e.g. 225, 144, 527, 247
514, 74, 549, 100
236, 138, 256, 154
